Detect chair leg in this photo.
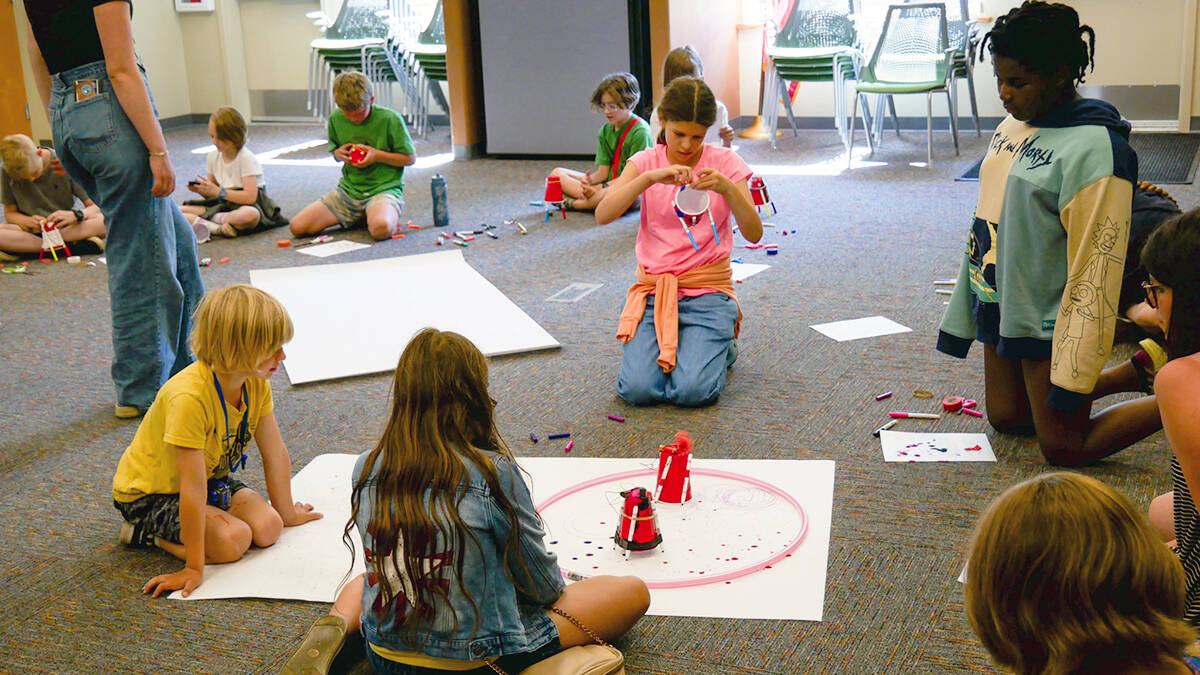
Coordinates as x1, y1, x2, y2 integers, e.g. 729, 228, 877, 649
926, 92, 933, 166
946, 89, 960, 155
861, 94, 875, 156
847, 91, 857, 168
779, 78, 800, 138
965, 62, 981, 136
888, 95, 902, 138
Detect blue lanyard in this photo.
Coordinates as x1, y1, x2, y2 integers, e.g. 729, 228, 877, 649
213, 373, 250, 473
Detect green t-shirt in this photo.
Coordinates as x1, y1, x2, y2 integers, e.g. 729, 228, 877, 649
595, 115, 651, 180
328, 105, 415, 200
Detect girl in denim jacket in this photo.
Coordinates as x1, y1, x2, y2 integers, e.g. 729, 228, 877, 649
284, 329, 649, 674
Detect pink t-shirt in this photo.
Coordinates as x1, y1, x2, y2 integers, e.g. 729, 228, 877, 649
629, 144, 752, 297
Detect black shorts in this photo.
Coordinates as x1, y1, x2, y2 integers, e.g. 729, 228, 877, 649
113, 475, 249, 544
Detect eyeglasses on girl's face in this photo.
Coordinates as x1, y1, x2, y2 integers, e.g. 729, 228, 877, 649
1142, 280, 1166, 309
597, 103, 626, 113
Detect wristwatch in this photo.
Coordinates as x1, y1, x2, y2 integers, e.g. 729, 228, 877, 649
72, 208, 85, 223
218, 187, 228, 201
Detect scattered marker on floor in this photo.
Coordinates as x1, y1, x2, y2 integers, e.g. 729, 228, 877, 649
277, 240, 291, 247
530, 433, 539, 443
219, 257, 231, 264
563, 440, 574, 453
548, 432, 571, 440
607, 415, 625, 423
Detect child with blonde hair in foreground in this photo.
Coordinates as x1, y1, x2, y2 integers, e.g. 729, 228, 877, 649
112, 285, 322, 598
966, 472, 1198, 674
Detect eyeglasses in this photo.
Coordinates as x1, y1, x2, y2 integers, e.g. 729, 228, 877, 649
597, 103, 626, 113
1142, 280, 1166, 309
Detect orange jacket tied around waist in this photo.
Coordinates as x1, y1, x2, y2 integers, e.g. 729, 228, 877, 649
616, 256, 742, 373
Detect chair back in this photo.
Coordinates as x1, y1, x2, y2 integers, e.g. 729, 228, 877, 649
417, 0, 445, 45
325, 0, 392, 39
862, 2, 948, 84
774, 0, 857, 49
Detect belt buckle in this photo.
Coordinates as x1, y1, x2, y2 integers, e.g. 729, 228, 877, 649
74, 79, 100, 103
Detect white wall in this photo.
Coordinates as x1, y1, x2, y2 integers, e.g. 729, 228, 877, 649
241, 0, 323, 92
132, 2, 193, 120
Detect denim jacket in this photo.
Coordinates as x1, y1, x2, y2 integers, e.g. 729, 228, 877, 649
354, 450, 565, 662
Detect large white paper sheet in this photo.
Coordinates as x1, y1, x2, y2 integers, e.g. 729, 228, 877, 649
171, 453, 365, 601
521, 457, 835, 621
810, 315, 912, 342
879, 431, 996, 462
250, 250, 560, 383
171, 455, 834, 622
730, 261, 770, 282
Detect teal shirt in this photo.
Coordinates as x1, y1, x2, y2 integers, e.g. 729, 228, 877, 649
328, 105, 415, 200
595, 115, 651, 179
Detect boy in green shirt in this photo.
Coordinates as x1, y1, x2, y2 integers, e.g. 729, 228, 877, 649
289, 72, 417, 240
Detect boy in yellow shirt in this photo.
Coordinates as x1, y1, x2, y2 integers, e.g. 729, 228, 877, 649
112, 285, 321, 597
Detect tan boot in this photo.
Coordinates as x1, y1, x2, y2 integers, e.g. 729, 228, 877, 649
280, 615, 347, 675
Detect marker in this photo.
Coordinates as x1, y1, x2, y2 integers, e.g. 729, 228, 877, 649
563, 440, 574, 453
607, 414, 625, 422
933, 279, 956, 285
453, 240, 468, 247
875, 391, 893, 401
888, 411, 941, 419
517, 222, 528, 234
935, 289, 953, 295
219, 257, 231, 264
548, 432, 571, 440
963, 408, 984, 418
873, 419, 898, 437
390, 233, 405, 239
530, 433, 539, 443
487, 231, 499, 239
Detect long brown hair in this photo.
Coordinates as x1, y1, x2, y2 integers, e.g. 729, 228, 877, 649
655, 76, 716, 145
965, 472, 1193, 674
344, 328, 526, 641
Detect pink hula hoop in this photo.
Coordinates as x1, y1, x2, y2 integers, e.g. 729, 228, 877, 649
535, 467, 808, 589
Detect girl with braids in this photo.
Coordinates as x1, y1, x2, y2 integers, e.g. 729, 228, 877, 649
596, 76, 763, 407
283, 329, 648, 674
1140, 210, 1200, 626
937, 1, 1160, 465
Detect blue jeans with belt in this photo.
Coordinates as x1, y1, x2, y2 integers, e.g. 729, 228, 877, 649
49, 60, 204, 409
617, 292, 739, 407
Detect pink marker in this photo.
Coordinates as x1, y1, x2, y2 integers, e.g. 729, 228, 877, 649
563, 440, 574, 453
963, 408, 984, 418
875, 391, 893, 401
888, 411, 940, 419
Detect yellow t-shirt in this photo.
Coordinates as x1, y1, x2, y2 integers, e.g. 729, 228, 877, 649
112, 361, 274, 502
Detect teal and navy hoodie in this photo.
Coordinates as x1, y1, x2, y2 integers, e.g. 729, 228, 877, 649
937, 99, 1136, 411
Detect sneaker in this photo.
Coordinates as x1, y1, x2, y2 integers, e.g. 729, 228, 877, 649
115, 404, 143, 419
726, 339, 739, 369
219, 221, 239, 238
281, 615, 348, 675
85, 236, 105, 253
0, 250, 18, 262
118, 520, 155, 548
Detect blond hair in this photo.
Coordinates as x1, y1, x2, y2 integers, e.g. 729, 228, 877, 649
0, 134, 41, 180
965, 472, 1194, 675
663, 45, 703, 87
190, 285, 293, 374
332, 71, 372, 112
210, 107, 247, 151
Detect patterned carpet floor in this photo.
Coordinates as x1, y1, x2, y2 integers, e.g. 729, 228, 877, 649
1, 120, 1194, 674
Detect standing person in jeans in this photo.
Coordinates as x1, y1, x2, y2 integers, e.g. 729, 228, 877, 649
20, 0, 205, 419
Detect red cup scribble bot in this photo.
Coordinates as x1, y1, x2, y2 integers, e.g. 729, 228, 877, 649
614, 487, 662, 553
748, 175, 777, 215
654, 431, 693, 503
348, 144, 367, 164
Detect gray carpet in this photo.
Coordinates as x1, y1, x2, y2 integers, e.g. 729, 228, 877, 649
1, 122, 1195, 673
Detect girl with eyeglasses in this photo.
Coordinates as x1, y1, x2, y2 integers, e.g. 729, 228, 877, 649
1132, 209, 1200, 625
596, 76, 763, 407
549, 72, 652, 212
936, 1, 1160, 465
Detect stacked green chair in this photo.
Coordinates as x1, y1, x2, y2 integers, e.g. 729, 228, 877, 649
848, 2, 959, 166
306, 0, 392, 119
764, 0, 862, 150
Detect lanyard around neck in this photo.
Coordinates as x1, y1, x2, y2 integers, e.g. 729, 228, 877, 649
213, 373, 250, 473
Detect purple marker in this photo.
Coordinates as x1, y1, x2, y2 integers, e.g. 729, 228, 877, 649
607, 415, 625, 422
530, 433, 539, 443
548, 432, 571, 440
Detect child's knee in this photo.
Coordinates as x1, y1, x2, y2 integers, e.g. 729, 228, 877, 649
1037, 434, 1087, 466
668, 370, 723, 408
617, 374, 661, 406
249, 509, 284, 548
209, 519, 253, 562
617, 575, 650, 614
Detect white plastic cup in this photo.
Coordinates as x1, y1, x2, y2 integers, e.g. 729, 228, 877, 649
674, 186, 710, 218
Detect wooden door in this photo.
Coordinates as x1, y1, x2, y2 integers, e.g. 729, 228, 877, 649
0, 0, 32, 137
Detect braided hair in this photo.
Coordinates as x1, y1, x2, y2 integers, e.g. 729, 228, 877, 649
980, 1, 1095, 85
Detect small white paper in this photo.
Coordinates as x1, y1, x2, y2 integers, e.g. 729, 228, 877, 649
731, 262, 770, 282
297, 240, 371, 258
546, 282, 603, 302
879, 431, 996, 462
958, 562, 968, 584
810, 316, 911, 342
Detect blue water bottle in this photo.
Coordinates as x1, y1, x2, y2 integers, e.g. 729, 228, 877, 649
431, 173, 449, 228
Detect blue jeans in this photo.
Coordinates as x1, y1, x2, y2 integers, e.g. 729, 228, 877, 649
49, 61, 204, 409
617, 292, 738, 407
